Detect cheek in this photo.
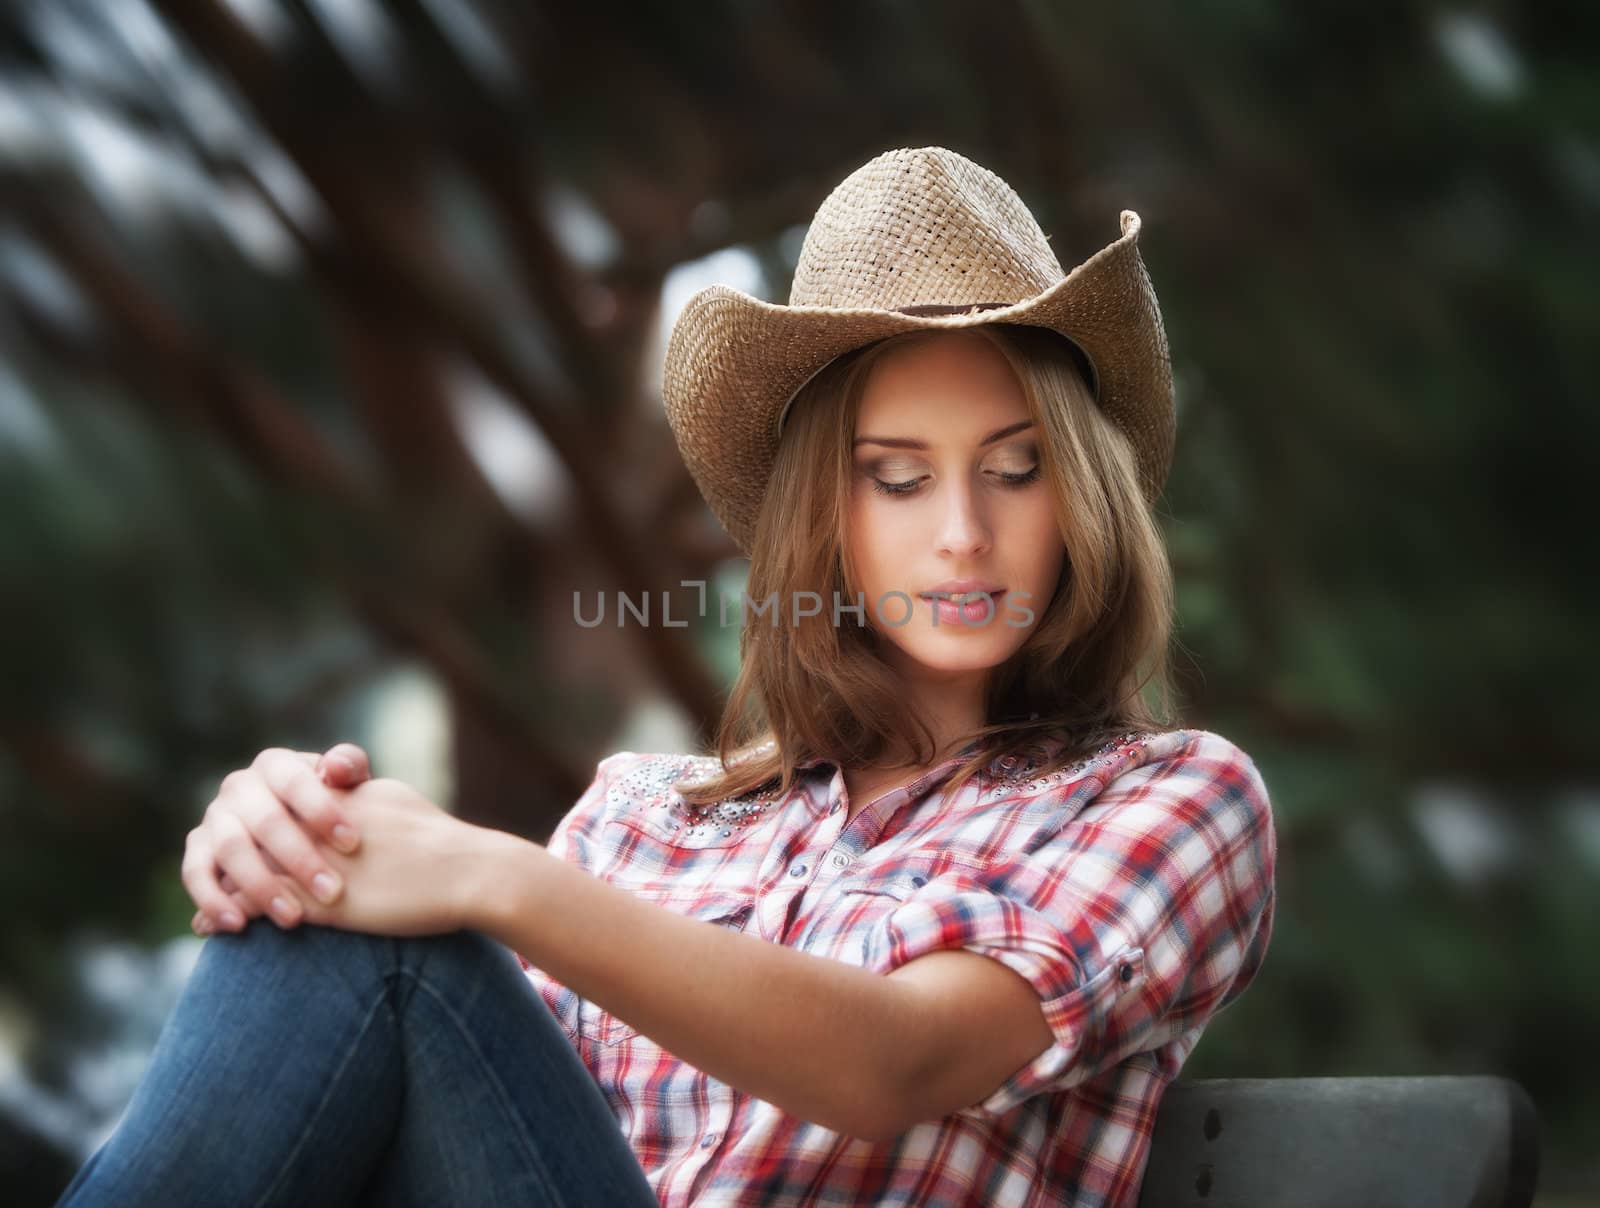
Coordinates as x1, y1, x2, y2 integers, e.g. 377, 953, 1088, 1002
845, 495, 895, 592
1015, 503, 1066, 585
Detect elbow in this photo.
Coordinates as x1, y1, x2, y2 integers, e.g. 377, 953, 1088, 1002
807, 1054, 915, 1142
841, 987, 948, 1141
837, 1098, 911, 1145
804, 1083, 904, 1143
827, 971, 945, 1141
789, 1063, 908, 1141
836, 1056, 923, 1144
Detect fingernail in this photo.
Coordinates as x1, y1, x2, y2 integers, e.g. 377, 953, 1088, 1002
222, 910, 244, 930
312, 872, 340, 904
332, 823, 359, 853
195, 916, 214, 935
270, 896, 299, 925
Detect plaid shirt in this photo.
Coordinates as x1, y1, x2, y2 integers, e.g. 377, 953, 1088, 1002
513, 727, 1276, 1207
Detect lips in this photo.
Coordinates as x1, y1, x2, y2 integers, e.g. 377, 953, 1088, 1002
918, 580, 1006, 599
919, 585, 1008, 625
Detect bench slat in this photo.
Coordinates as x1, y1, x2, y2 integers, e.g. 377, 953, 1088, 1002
1135, 1075, 1540, 1208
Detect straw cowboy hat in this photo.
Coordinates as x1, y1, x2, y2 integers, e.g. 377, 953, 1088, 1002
661, 145, 1175, 556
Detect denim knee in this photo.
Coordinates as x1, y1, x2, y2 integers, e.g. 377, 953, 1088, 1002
388, 927, 527, 1014
201, 922, 517, 1015
195, 919, 401, 1012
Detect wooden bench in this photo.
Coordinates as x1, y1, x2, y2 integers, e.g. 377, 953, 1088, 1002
1136, 1075, 1540, 1207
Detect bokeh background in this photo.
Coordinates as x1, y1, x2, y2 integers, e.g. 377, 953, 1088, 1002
2, 1, 1595, 1202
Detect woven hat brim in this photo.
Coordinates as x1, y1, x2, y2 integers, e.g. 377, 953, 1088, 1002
661, 211, 1173, 555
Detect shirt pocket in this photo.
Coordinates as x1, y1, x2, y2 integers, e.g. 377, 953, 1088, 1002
835, 869, 930, 902
831, 851, 984, 901
574, 892, 755, 1047
794, 859, 940, 961
818, 856, 996, 966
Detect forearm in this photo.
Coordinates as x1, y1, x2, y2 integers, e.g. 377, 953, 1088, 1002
466, 831, 919, 1139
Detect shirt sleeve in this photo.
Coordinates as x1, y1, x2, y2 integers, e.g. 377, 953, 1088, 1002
863, 729, 1278, 1120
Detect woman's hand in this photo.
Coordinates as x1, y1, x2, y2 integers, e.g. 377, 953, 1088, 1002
267, 775, 501, 938
184, 743, 372, 936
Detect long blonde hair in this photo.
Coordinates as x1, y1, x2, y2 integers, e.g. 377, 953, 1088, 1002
676, 322, 1176, 806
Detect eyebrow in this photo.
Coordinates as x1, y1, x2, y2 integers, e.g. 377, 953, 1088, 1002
852, 420, 1036, 450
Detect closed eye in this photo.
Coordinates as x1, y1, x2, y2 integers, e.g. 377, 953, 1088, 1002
870, 465, 1041, 497
870, 476, 925, 497
996, 466, 1042, 487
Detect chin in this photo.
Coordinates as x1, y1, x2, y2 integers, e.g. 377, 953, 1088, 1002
894, 634, 1021, 676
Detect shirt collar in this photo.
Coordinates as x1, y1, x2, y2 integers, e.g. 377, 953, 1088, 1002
794, 736, 986, 776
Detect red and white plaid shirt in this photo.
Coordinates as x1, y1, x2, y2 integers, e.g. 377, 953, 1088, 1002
513, 727, 1277, 1207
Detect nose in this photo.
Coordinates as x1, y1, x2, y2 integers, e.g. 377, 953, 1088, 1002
936, 476, 993, 559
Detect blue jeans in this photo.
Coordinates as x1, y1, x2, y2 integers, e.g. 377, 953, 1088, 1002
55, 919, 660, 1206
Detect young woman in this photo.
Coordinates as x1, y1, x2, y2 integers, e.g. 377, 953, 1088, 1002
57, 147, 1276, 1208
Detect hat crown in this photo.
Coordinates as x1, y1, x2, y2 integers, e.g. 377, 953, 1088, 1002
789, 147, 1067, 311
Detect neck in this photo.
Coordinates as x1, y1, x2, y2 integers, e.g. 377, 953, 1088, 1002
880, 663, 989, 769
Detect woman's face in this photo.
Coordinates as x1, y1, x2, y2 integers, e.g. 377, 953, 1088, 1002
845, 332, 1065, 683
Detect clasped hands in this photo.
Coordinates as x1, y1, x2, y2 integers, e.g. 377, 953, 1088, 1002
182, 744, 503, 940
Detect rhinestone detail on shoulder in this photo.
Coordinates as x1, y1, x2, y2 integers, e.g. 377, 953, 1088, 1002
611, 753, 784, 841
981, 729, 1153, 797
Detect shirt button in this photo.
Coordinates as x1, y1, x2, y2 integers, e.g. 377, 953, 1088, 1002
829, 801, 841, 815
701, 1134, 717, 1148
1120, 963, 1134, 983
789, 863, 807, 877
830, 852, 850, 869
